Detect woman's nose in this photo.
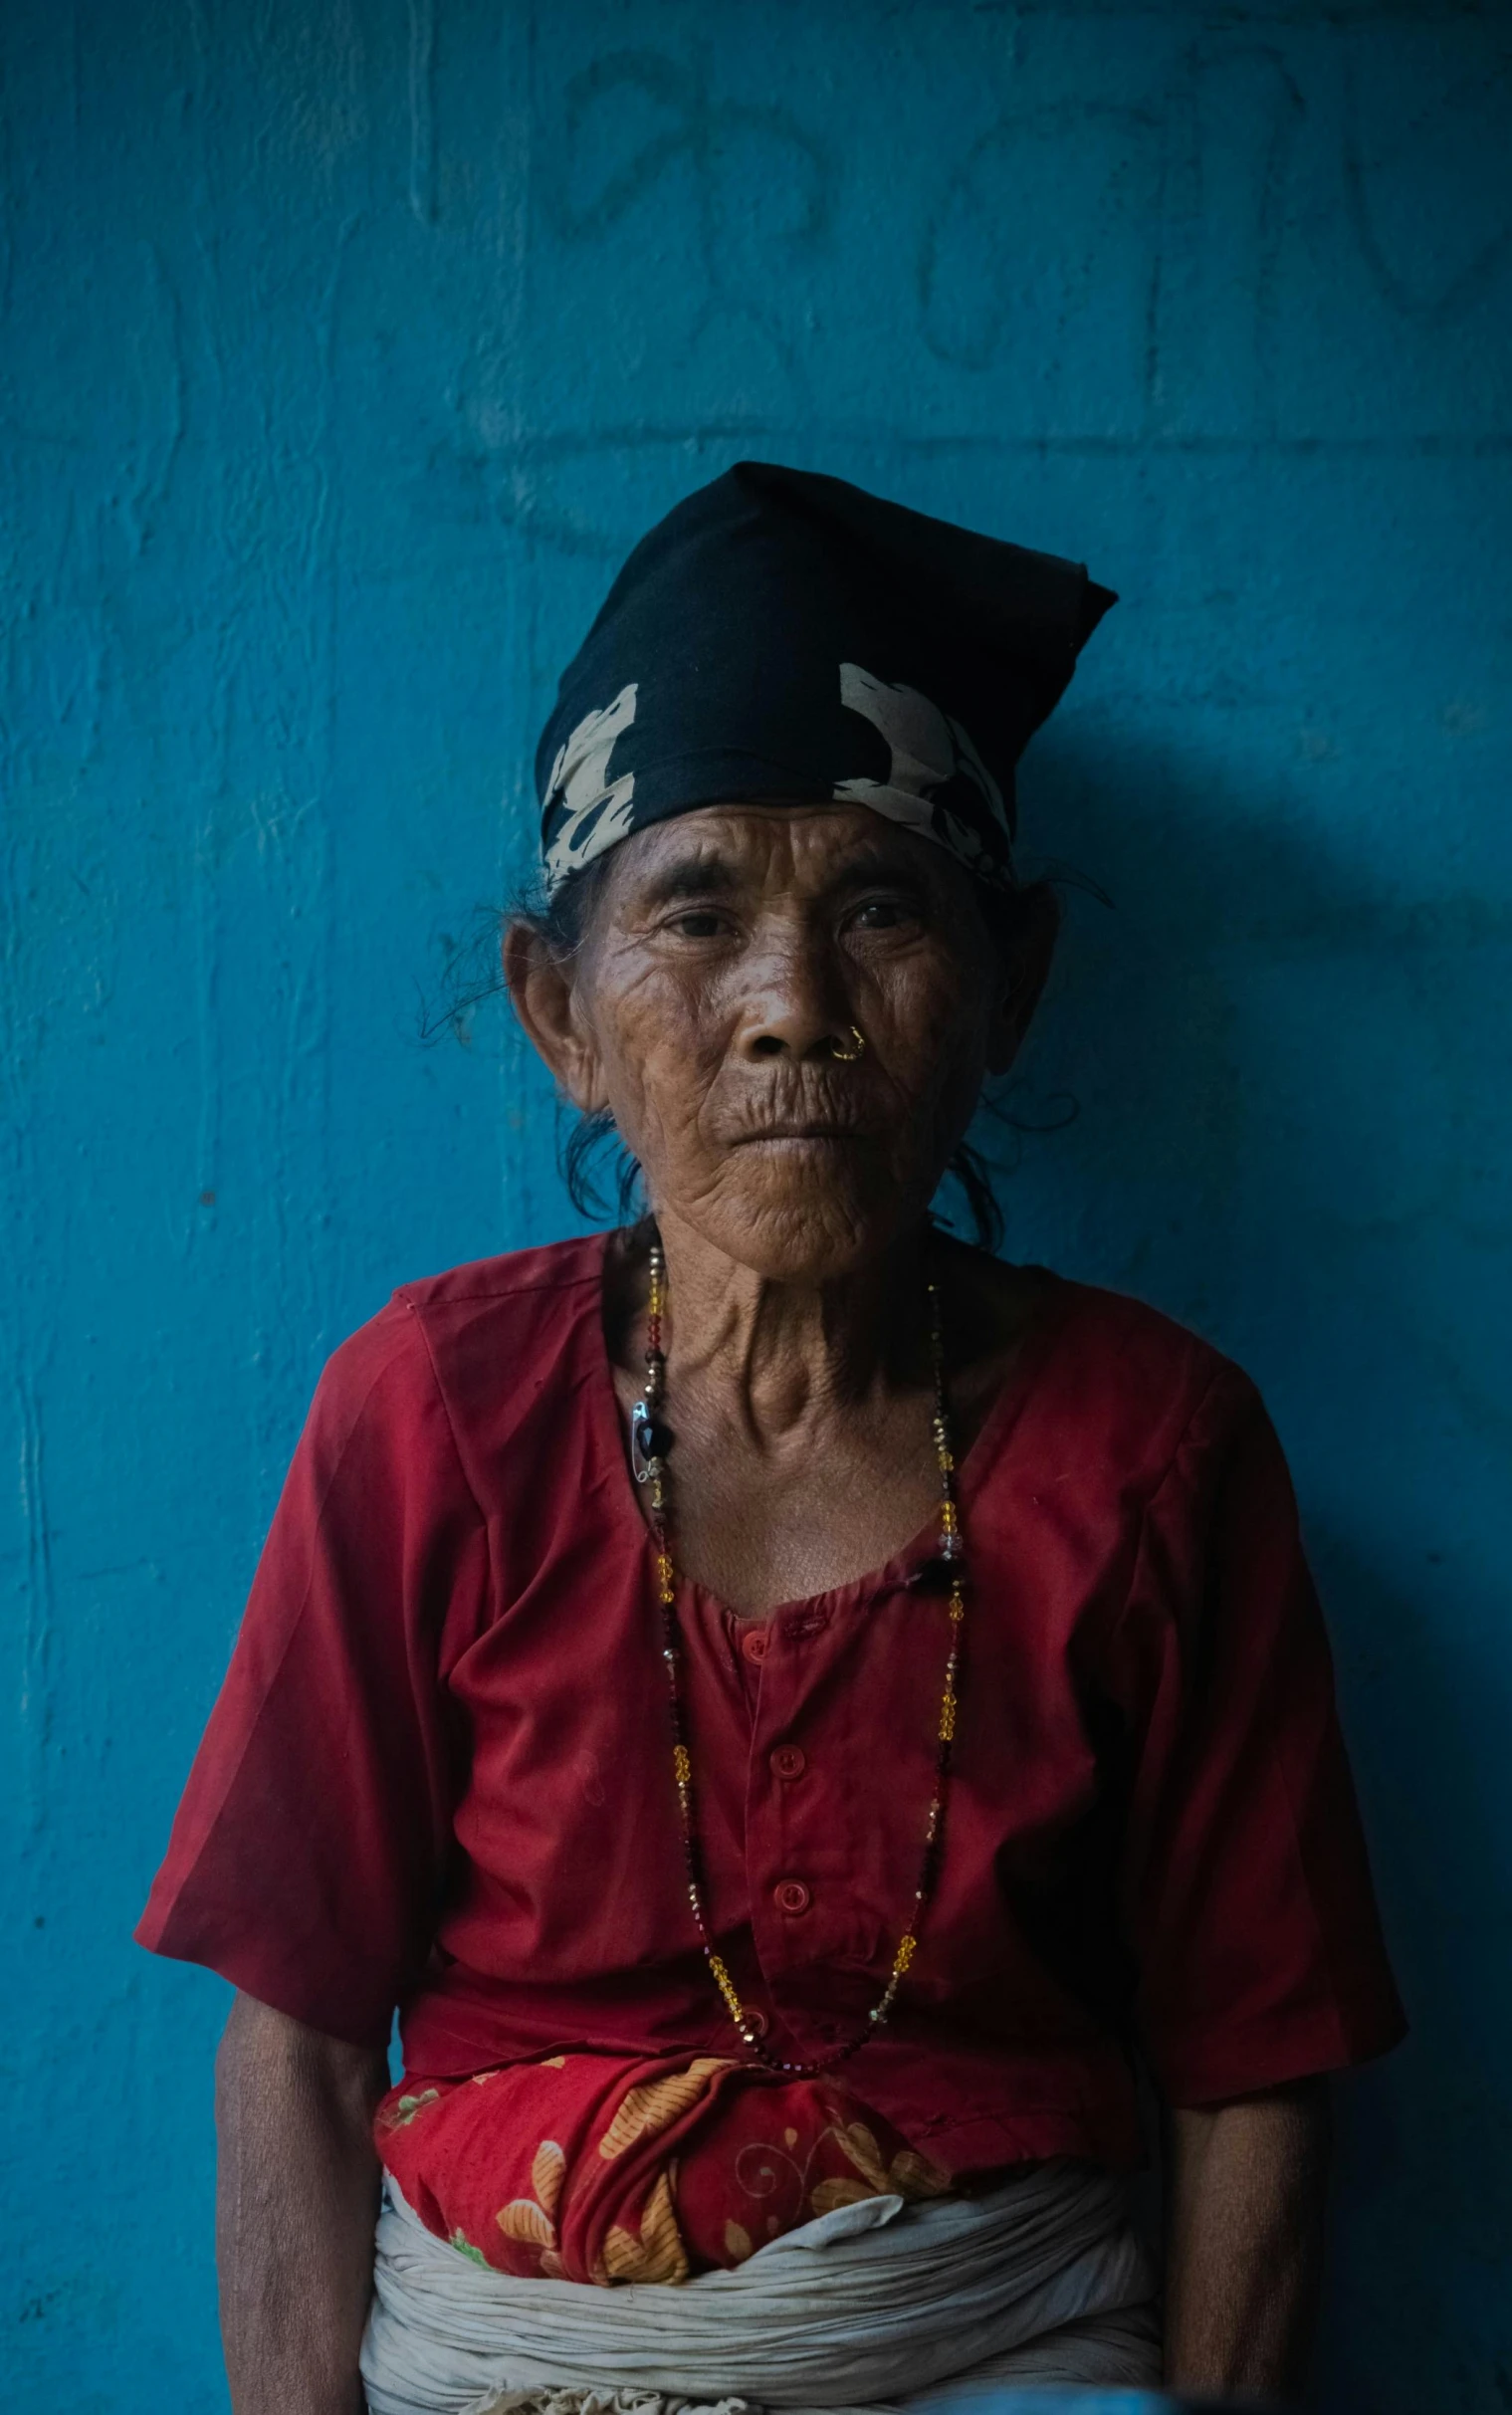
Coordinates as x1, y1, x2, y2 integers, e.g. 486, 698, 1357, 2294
736, 936, 852, 1062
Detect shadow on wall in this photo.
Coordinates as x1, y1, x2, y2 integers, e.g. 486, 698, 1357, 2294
988, 722, 1508, 1333
983, 726, 1512, 2403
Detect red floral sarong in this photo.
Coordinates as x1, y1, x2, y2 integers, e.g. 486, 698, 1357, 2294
376, 2051, 953, 2287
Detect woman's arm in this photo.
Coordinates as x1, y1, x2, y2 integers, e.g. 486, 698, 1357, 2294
1163, 2076, 1331, 2401
215, 1990, 391, 2415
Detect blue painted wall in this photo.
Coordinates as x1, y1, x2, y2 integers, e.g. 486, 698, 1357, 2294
3, 3, 1509, 2406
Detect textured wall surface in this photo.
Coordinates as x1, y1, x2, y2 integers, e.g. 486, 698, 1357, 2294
3, 2, 1510, 2407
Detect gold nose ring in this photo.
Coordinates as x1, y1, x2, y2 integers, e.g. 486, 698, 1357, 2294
830, 1024, 867, 1062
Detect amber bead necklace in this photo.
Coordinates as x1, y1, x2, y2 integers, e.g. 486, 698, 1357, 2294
630, 1234, 968, 2077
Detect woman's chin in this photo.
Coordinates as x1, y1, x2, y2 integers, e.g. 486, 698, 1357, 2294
687, 1166, 924, 1283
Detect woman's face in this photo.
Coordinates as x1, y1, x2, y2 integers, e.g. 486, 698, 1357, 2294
509, 804, 1052, 1282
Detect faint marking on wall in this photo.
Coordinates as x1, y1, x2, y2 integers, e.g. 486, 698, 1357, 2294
918, 102, 1166, 380
540, 46, 833, 373
121, 244, 188, 558
916, 52, 1311, 432
1342, 36, 1512, 326
1153, 40, 1305, 437
523, 21, 1512, 451
12, 1370, 55, 1840
408, 0, 436, 226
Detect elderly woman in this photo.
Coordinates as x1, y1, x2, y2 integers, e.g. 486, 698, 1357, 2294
139, 465, 1403, 2415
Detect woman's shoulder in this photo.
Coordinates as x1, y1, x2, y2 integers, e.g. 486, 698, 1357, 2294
1023, 1265, 1270, 1485
312, 1232, 607, 1437
391, 1230, 606, 1321
950, 1239, 1241, 1388
1039, 1267, 1242, 1381
949, 1243, 1263, 1488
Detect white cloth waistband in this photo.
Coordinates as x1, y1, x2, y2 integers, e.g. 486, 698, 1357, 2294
361, 2159, 1160, 2415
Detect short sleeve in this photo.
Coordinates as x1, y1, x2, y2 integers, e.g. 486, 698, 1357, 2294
135, 1299, 490, 2049
1112, 1366, 1406, 2104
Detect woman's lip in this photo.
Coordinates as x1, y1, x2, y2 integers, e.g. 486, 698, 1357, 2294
734, 1125, 868, 1145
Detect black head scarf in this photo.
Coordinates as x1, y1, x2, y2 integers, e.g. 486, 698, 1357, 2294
536, 462, 1114, 894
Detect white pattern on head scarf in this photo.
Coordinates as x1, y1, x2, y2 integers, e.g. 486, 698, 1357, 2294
538, 664, 1015, 896
833, 663, 1009, 878
542, 683, 639, 892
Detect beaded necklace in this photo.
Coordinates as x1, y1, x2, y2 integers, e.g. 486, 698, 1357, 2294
629, 1236, 967, 2078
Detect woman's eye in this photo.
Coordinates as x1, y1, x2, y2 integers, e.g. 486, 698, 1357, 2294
848, 898, 920, 934
666, 909, 730, 940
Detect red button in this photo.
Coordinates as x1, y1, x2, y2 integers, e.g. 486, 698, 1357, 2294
741, 1628, 771, 1666
773, 1878, 811, 1916
770, 1745, 806, 1781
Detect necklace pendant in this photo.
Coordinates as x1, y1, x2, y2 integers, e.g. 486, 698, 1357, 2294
630, 1398, 672, 1484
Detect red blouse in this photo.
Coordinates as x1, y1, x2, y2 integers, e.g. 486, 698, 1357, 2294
137, 1235, 1404, 2174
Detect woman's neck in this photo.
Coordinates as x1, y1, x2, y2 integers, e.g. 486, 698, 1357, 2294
647, 1207, 935, 1448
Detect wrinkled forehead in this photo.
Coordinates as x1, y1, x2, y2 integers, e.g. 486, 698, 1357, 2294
596, 799, 969, 910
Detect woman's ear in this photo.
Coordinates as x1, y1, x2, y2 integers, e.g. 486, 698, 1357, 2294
985, 882, 1060, 1076
502, 919, 607, 1114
